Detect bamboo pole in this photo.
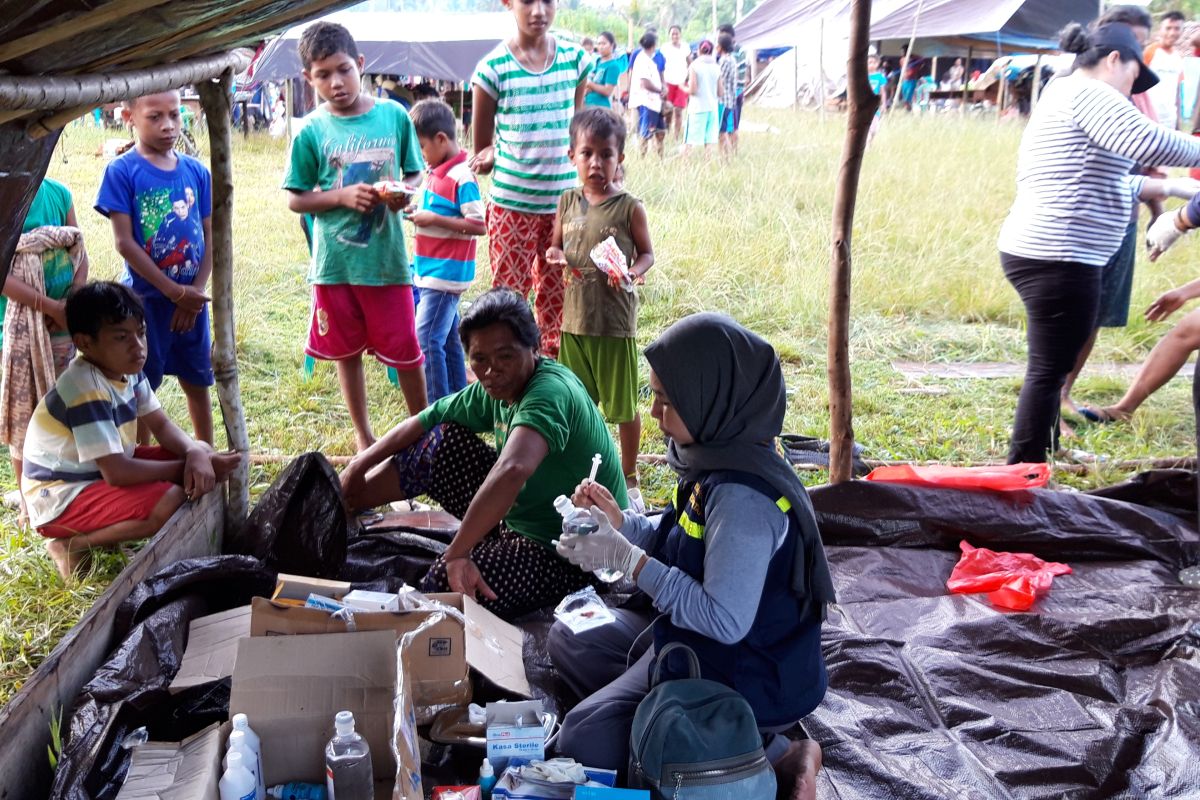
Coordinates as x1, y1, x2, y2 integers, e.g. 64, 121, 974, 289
961, 46, 972, 113
828, 0, 878, 484
818, 16, 826, 121
84, 0, 299, 72
0, 0, 173, 64
890, 0, 924, 115
0, 48, 252, 112
1032, 54, 1042, 112
196, 71, 251, 529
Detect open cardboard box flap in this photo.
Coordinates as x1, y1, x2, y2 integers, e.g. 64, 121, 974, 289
229, 630, 409, 791
168, 606, 252, 693
456, 593, 529, 697
249, 592, 530, 700
114, 722, 224, 800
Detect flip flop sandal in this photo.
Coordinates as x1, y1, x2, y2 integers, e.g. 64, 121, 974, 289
1078, 406, 1124, 424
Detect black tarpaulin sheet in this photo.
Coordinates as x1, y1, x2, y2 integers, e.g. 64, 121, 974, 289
805, 480, 1200, 799
49, 464, 1200, 799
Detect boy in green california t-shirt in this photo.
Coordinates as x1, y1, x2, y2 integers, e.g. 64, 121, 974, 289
283, 21, 427, 451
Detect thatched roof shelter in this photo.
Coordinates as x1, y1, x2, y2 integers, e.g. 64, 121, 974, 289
0, 0, 361, 277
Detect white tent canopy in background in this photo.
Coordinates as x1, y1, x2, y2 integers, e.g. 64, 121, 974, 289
741, 0, 1099, 107
251, 10, 513, 83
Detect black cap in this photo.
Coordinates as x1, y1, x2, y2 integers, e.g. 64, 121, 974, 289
1091, 23, 1159, 94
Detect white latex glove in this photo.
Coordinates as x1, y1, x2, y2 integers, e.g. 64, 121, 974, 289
1163, 177, 1200, 199
556, 508, 645, 575
1146, 210, 1189, 261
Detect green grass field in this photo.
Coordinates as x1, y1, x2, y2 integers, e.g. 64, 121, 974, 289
3, 108, 1199, 704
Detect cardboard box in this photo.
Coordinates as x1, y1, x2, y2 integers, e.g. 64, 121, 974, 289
249, 592, 529, 708
228, 630, 422, 800
115, 722, 224, 800
343, 590, 401, 613
168, 606, 252, 693
486, 701, 545, 771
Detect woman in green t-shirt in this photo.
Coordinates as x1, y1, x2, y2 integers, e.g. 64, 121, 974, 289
584, 33, 627, 110
340, 289, 628, 620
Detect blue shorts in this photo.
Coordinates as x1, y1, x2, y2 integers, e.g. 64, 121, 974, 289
142, 292, 214, 389
718, 104, 736, 134
637, 106, 662, 139
1096, 218, 1139, 328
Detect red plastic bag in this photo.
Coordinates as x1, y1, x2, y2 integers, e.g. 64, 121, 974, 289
947, 540, 1071, 611
864, 462, 1050, 491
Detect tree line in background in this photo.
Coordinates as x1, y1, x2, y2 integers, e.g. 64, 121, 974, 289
1149, 1, 1200, 20
359, 0, 761, 46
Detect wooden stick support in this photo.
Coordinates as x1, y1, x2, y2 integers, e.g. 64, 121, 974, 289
197, 71, 251, 530
827, 0, 878, 483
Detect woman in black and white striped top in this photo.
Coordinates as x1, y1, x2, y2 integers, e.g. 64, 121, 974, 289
997, 22, 1200, 464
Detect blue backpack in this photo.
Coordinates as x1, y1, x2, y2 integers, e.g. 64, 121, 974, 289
629, 643, 777, 799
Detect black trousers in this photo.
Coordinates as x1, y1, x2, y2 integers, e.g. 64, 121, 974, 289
1001, 253, 1102, 463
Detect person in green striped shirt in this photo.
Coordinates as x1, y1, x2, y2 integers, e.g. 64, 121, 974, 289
469, 0, 589, 360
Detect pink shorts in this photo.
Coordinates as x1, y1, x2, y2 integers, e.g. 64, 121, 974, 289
38, 446, 176, 539
666, 84, 689, 109
306, 284, 424, 370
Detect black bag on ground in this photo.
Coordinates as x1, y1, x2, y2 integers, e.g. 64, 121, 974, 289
629, 643, 776, 798
228, 452, 350, 577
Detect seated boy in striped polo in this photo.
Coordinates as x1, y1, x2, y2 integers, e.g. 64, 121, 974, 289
21, 282, 240, 580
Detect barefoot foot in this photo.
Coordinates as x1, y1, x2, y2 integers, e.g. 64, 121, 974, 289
775, 739, 822, 800
45, 539, 88, 581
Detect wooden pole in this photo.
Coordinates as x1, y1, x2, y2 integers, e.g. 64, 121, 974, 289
828, 0, 878, 484
819, 16, 827, 121
0, 0, 173, 64
285, 78, 294, 146
890, 0, 925, 116
961, 46, 972, 113
196, 71, 251, 529
1032, 54, 1042, 112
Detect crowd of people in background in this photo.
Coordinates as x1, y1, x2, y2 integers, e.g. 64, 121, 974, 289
581, 23, 750, 159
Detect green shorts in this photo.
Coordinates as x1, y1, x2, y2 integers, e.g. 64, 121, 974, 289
559, 333, 639, 424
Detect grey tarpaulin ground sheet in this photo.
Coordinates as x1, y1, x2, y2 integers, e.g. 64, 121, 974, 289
804, 478, 1200, 799
47, 455, 1200, 799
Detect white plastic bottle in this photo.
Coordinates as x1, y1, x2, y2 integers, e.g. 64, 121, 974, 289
325, 710, 373, 800
224, 731, 264, 800
553, 495, 622, 583
220, 751, 257, 800
232, 715, 264, 800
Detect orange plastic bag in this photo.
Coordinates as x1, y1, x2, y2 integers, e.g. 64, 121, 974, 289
864, 462, 1051, 491
946, 540, 1072, 611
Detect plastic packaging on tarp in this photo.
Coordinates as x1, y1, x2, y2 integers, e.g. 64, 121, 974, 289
945, 540, 1072, 611
226, 452, 350, 578
802, 479, 1200, 799
864, 462, 1051, 491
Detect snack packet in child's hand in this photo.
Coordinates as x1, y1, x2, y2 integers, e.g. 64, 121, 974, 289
589, 236, 636, 293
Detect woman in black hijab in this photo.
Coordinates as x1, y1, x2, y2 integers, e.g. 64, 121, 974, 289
550, 312, 832, 800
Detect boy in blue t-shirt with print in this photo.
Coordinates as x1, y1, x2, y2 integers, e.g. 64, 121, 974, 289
96, 89, 215, 445
283, 21, 427, 452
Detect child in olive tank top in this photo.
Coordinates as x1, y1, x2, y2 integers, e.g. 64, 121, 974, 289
547, 108, 654, 507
